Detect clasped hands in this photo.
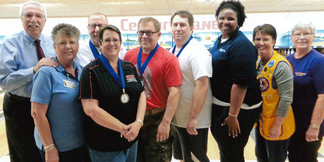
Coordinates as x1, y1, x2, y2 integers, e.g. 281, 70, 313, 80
121, 121, 142, 142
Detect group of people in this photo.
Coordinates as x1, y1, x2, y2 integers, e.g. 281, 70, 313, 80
0, 0, 324, 162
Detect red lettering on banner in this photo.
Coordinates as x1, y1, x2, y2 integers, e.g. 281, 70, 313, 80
202, 21, 211, 30
120, 19, 217, 32
163, 21, 170, 31
121, 19, 128, 31
194, 21, 200, 30
194, 20, 218, 30
212, 20, 218, 29
129, 22, 137, 31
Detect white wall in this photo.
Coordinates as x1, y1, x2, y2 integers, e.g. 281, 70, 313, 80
1, 11, 324, 36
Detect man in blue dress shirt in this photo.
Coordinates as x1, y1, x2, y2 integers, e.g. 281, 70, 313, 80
0, 1, 57, 161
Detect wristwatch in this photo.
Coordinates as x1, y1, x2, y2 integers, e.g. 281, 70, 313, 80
310, 123, 320, 129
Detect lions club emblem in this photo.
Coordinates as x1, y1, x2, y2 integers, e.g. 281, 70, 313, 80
258, 77, 269, 92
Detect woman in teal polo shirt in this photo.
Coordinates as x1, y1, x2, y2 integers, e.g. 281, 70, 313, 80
31, 23, 89, 162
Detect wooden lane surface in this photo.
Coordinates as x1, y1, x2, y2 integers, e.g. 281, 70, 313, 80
0, 93, 9, 158
0, 120, 8, 158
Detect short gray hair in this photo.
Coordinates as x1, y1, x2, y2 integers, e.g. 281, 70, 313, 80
19, 1, 47, 20
51, 23, 81, 42
291, 21, 316, 35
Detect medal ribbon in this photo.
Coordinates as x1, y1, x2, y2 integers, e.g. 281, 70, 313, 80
137, 44, 159, 77
172, 35, 193, 58
99, 54, 125, 89
89, 40, 100, 59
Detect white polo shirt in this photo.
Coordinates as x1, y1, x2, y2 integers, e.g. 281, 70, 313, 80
170, 38, 213, 128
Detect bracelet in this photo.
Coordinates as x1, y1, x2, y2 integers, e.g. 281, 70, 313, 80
44, 144, 55, 151
228, 113, 238, 117
311, 123, 320, 129
120, 125, 125, 138
136, 119, 144, 127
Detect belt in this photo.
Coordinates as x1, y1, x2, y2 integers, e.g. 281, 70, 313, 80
5, 92, 30, 102
145, 107, 165, 116
213, 96, 262, 110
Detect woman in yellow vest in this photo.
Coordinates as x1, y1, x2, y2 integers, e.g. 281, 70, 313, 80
253, 24, 295, 162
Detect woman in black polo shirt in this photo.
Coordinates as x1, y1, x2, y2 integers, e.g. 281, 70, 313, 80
209, 1, 262, 161
80, 25, 146, 162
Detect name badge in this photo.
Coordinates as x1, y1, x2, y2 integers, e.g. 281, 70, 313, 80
63, 80, 76, 89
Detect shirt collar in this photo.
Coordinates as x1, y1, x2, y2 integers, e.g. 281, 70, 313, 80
53, 57, 83, 81
218, 28, 240, 43
23, 30, 48, 45
22, 30, 36, 44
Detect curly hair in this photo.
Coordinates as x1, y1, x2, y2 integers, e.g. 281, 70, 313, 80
215, 0, 247, 27
51, 23, 81, 41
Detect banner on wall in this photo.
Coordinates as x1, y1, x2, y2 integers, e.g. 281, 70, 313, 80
1, 12, 324, 49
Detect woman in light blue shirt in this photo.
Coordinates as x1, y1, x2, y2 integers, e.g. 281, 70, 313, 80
31, 23, 89, 162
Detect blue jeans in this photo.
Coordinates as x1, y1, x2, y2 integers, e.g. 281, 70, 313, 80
210, 104, 261, 162
88, 141, 138, 162
255, 124, 289, 162
39, 145, 90, 162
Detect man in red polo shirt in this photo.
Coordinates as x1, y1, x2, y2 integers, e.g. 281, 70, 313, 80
124, 17, 182, 162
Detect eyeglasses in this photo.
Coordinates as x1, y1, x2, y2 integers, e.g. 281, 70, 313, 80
88, 23, 106, 29
292, 32, 313, 38
137, 31, 158, 36
101, 38, 120, 44
23, 13, 44, 19
55, 41, 78, 47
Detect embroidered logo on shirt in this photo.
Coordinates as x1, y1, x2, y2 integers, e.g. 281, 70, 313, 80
219, 48, 226, 53
125, 63, 135, 68
258, 77, 269, 92
295, 72, 306, 76
126, 75, 137, 82
63, 80, 76, 89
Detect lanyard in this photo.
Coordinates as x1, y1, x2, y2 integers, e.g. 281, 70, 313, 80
137, 44, 159, 77
99, 54, 125, 89
89, 40, 100, 59
172, 35, 193, 58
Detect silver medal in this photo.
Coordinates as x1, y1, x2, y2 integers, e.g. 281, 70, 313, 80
121, 93, 129, 104
121, 89, 129, 104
